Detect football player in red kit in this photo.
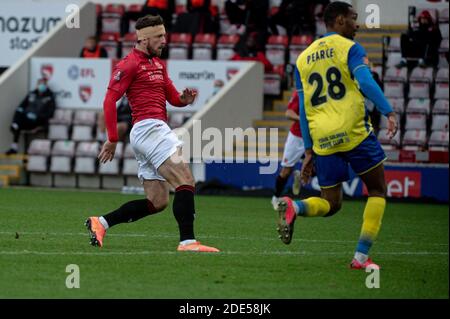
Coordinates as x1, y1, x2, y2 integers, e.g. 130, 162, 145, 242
86, 15, 219, 253
271, 90, 305, 209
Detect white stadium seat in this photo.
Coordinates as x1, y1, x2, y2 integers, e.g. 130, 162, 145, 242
434, 83, 449, 100
384, 82, 404, 98
409, 67, 434, 83
408, 82, 430, 99
406, 99, 431, 115
433, 99, 449, 115
383, 67, 407, 83
405, 113, 427, 130
402, 130, 427, 150
431, 114, 449, 131
428, 130, 449, 151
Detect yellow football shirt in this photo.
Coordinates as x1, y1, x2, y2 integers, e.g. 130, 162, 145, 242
296, 34, 371, 156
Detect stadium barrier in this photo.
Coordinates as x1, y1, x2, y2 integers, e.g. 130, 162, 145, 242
202, 162, 449, 202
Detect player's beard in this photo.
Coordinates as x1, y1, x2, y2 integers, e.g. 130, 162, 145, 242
147, 44, 164, 58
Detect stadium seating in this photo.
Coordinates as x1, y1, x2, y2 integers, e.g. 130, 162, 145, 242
409, 67, 434, 83
99, 32, 120, 59
216, 34, 239, 61
27, 139, 51, 172
386, 52, 403, 68
51, 140, 76, 188
387, 37, 401, 52
121, 33, 137, 58
378, 128, 401, 150
27, 139, 52, 187
126, 4, 143, 33
48, 109, 73, 141
435, 68, 449, 83
101, 4, 125, 34
122, 143, 140, 187
429, 130, 449, 151
192, 33, 217, 60
440, 22, 449, 39
434, 83, 449, 99
384, 67, 408, 83
433, 99, 449, 114
71, 110, 96, 142
288, 35, 314, 64
402, 129, 427, 150
439, 39, 449, 53
405, 113, 427, 130
99, 142, 124, 189
384, 82, 404, 98
265, 35, 289, 67
388, 98, 406, 115
406, 98, 431, 115
431, 114, 449, 131
75, 141, 100, 189
408, 82, 430, 99
169, 33, 192, 60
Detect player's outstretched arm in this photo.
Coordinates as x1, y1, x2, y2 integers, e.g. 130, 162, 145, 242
179, 88, 198, 105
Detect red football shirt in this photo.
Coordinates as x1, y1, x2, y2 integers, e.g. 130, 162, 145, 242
104, 48, 186, 142
287, 91, 301, 137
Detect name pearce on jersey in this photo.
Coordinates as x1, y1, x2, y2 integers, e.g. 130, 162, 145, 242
306, 48, 335, 64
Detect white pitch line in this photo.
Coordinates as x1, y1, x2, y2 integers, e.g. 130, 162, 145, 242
0, 231, 448, 247
0, 250, 447, 256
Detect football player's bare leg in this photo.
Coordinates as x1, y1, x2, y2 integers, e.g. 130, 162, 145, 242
157, 147, 196, 242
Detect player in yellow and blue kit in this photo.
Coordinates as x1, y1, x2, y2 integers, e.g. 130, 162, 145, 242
276, 2, 398, 270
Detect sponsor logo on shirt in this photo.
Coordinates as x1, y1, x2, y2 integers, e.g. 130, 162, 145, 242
114, 70, 122, 81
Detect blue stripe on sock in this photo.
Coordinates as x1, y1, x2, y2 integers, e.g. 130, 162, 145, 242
294, 200, 306, 216
356, 238, 373, 255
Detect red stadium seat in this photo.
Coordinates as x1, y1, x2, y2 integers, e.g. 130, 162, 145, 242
101, 4, 125, 33
121, 33, 137, 57
99, 33, 120, 58
289, 35, 314, 64
127, 4, 143, 13
217, 34, 239, 60
266, 35, 288, 66
192, 33, 216, 60
169, 33, 192, 60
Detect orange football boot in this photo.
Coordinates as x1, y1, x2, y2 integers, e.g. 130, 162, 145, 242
85, 217, 106, 248
177, 241, 220, 252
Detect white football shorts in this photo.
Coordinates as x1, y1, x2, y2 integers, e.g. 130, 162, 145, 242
130, 119, 183, 182
281, 132, 305, 168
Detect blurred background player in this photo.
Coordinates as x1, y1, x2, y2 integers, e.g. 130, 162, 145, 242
79, 36, 108, 58
271, 90, 304, 210
5, 78, 55, 155
276, 2, 398, 270
86, 15, 219, 253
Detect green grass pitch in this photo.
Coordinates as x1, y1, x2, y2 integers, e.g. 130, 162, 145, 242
0, 187, 448, 298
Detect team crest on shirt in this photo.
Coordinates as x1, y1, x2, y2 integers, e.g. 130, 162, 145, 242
79, 85, 92, 103
114, 70, 122, 81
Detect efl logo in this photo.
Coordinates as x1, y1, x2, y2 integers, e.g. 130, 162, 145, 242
363, 171, 421, 198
